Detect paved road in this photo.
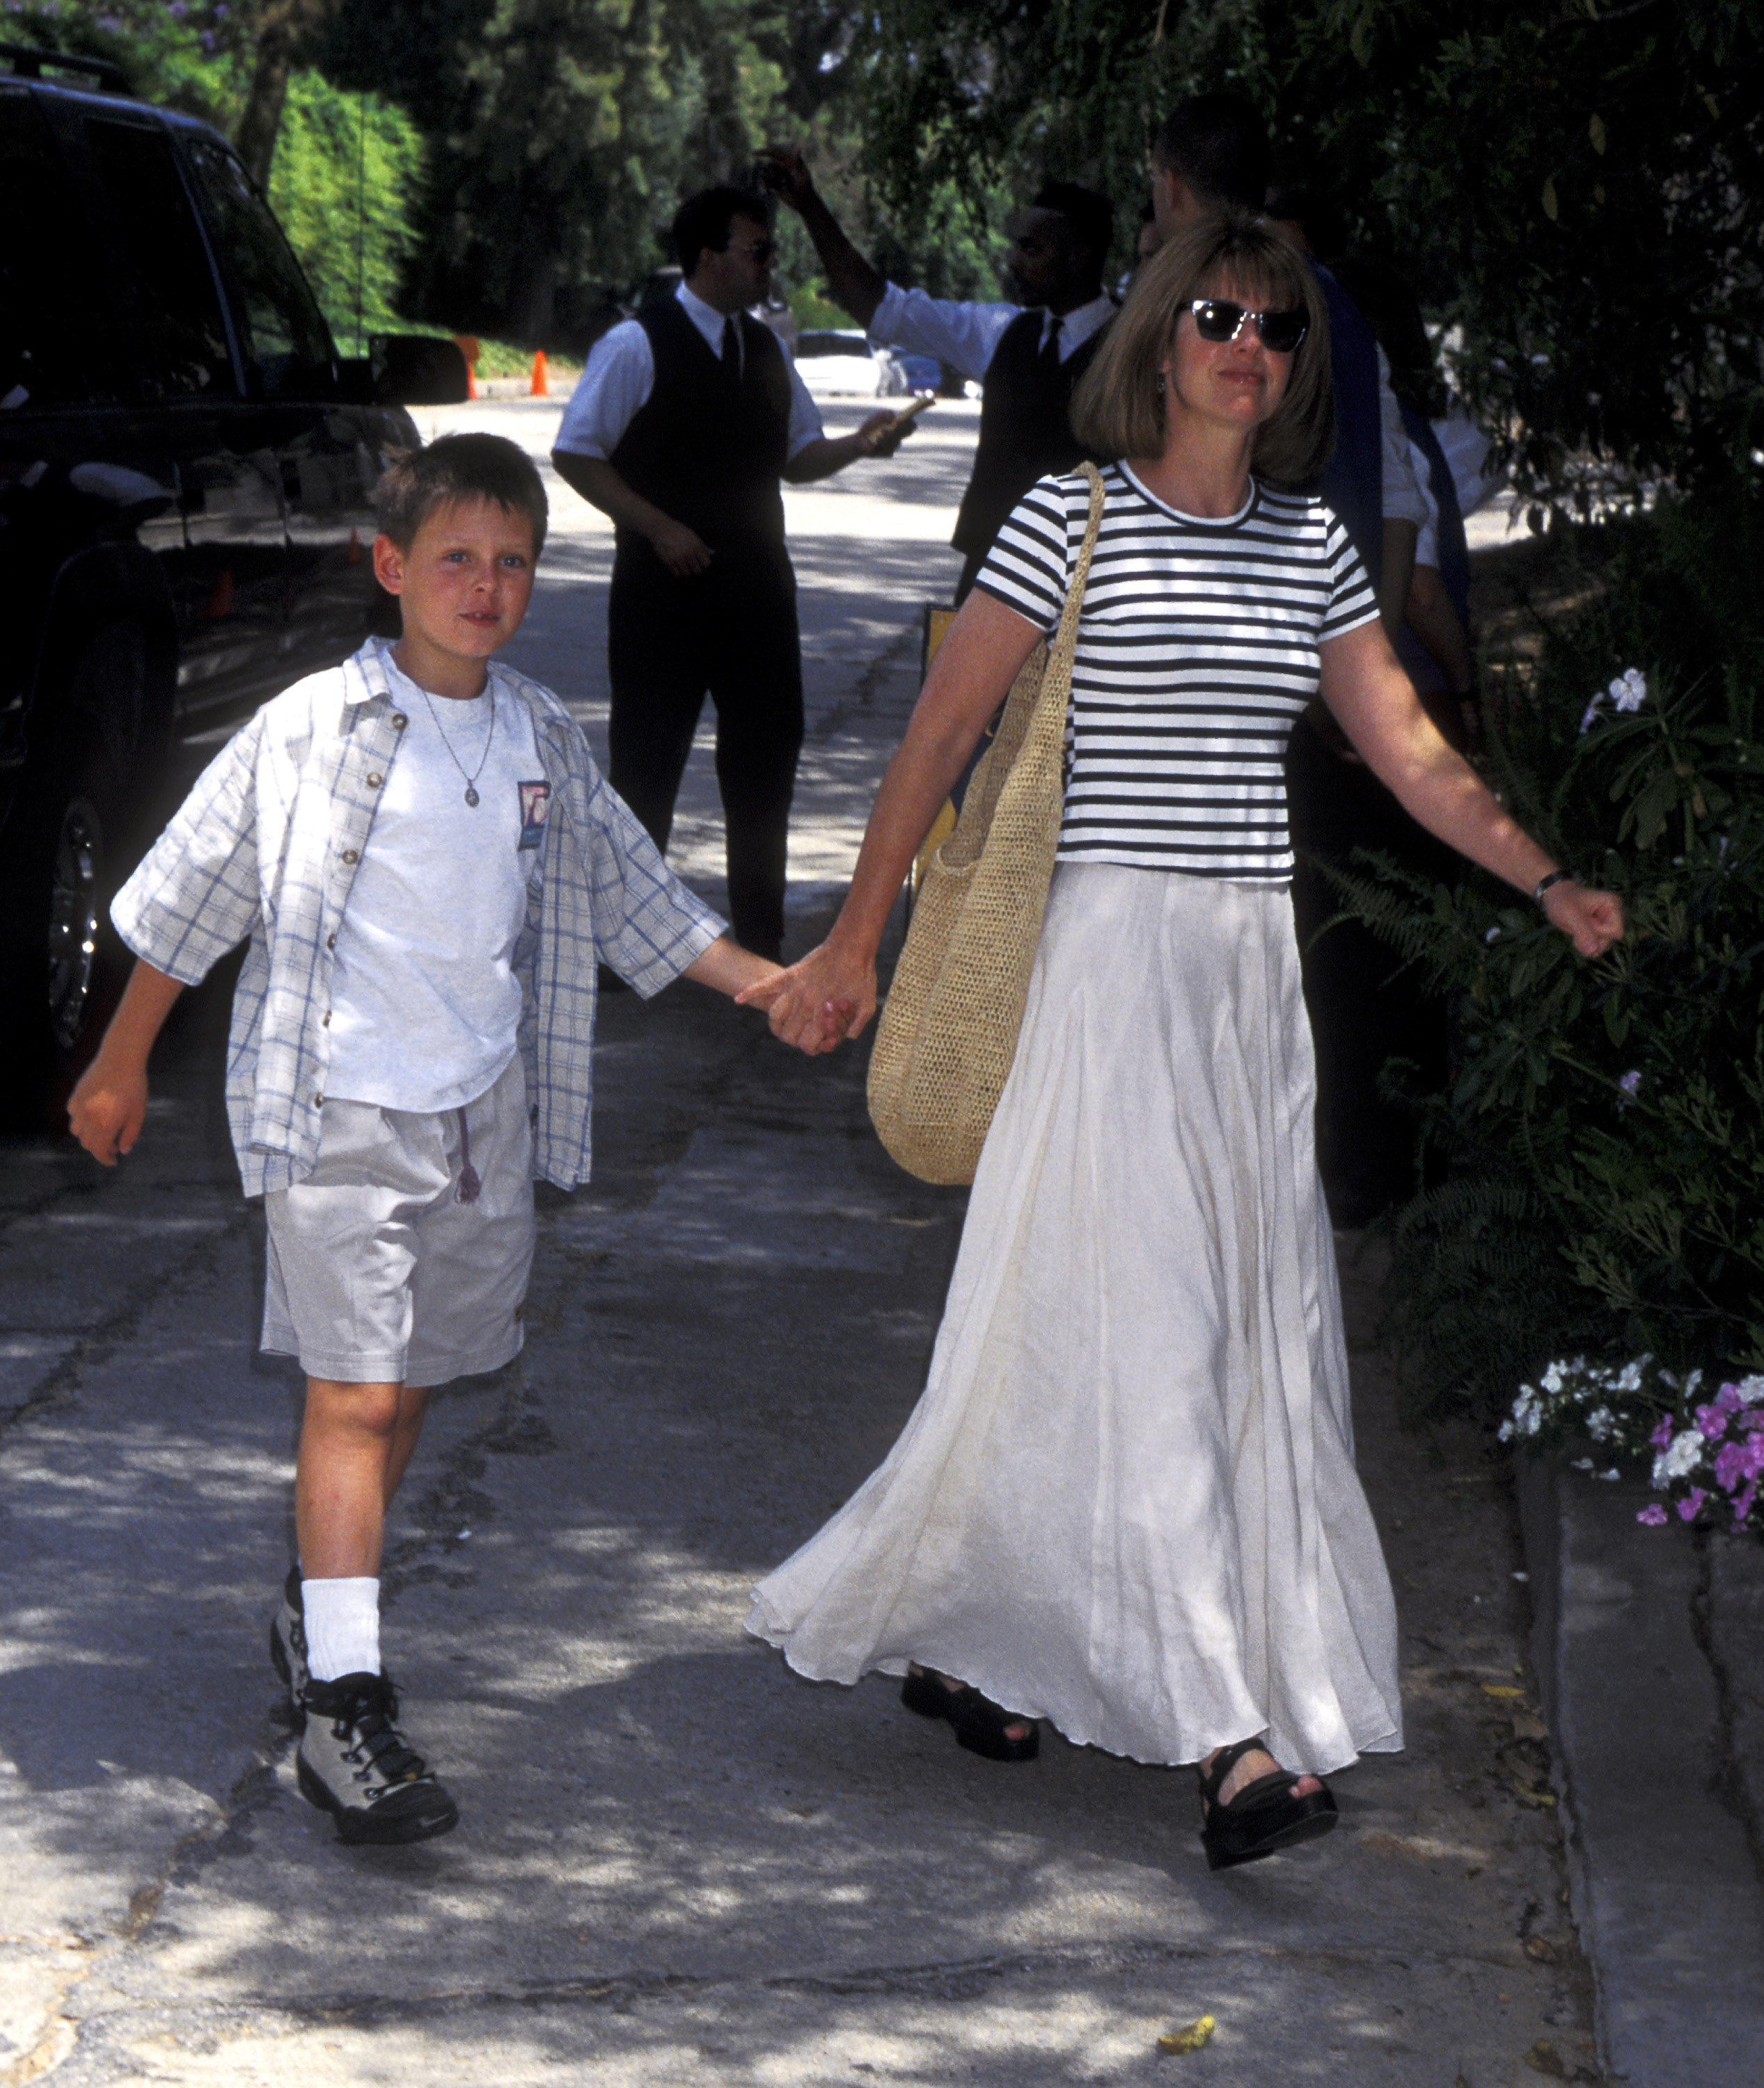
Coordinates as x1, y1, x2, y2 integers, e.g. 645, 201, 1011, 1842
1, 407, 1603, 2085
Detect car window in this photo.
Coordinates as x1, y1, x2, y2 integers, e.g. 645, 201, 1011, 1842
0, 87, 134, 408
81, 114, 235, 400
181, 137, 336, 397
796, 331, 872, 358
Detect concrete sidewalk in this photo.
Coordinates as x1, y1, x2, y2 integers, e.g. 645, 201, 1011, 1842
0, 403, 1650, 2085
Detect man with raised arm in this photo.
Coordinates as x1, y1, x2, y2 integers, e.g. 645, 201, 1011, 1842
760, 148, 1116, 600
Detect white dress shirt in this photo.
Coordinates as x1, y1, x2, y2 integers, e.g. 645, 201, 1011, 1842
867, 283, 1117, 383
555, 280, 825, 463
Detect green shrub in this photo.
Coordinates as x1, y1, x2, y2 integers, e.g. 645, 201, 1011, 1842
1332, 485, 1764, 1426
268, 72, 426, 351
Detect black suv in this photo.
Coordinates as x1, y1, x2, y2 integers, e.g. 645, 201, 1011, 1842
0, 45, 464, 1112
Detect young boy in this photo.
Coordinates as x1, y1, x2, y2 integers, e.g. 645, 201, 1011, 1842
69, 434, 780, 1846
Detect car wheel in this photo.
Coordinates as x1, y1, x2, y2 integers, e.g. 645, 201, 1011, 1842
0, 624, 152, 1126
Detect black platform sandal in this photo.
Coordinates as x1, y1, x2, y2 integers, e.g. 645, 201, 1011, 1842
1197, 1737, 1337, 1872
901, 1666, 1040, 1762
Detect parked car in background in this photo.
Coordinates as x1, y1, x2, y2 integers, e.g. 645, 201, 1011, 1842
792, 329, 906, 397
0, 42, 464, 1119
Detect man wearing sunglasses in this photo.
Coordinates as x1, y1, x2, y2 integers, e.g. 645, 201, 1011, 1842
553, 186, 905, 962
758, 146, 1116, 601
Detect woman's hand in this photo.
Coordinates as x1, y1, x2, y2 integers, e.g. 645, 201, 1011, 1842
1541, 879, 1625, 959
736, 938, 876, 1054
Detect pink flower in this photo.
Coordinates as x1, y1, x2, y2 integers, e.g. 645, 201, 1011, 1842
1713, 1435, 1764, 1494
1649, 1416, 1675, 1450
1637, 1503, 1669, 1526
1678, 1488, 1708, 1521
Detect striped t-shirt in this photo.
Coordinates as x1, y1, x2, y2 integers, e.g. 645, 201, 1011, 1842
975, 464, 1379, 881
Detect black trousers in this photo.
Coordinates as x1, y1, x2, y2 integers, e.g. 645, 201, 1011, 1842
606, 544, 803, 958
1286, 712, 1455, 1225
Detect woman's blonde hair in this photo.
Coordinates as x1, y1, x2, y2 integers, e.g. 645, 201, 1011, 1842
1072, 210, 1334, 485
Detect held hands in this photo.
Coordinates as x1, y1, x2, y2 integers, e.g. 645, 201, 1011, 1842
1542, 879, 1625, 959
68, 1051, 148, 1166
736, 938, 874, 1055
649, 516, 715, 577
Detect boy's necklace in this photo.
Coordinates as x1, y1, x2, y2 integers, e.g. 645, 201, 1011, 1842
416, 682, 495, 807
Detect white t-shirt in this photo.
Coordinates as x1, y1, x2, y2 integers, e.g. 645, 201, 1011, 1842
326, 647, 549, 1113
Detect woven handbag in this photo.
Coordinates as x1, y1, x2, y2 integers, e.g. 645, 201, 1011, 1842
867, 463, 1107, 1184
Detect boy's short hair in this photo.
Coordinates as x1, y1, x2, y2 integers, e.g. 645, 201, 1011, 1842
375, 433, 549, 557
672, 185, 770, 276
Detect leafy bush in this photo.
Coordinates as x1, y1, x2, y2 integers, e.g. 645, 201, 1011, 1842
1332, 486, 1764, 1426
267, 73, 427, 350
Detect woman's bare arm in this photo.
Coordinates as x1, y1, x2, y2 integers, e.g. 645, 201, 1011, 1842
1318, 619, 1623, 957
737, 592, 1044, 1051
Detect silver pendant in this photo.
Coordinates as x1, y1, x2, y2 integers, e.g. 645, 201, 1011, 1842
464, 786, 480, 807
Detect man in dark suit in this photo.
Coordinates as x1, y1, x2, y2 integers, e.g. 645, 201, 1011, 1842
552, 186, 904, 960
760, 148, 1115, 599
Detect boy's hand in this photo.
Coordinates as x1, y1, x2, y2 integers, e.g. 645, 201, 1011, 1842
68, 1054, 149, 1166
649, 516, 715, 577
736, 939, 876, 1055
1541, 879, 1625, 959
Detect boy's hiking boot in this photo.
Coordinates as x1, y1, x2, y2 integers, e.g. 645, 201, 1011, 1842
295, 1672, 459, 1844
268, 1567, 309, 1715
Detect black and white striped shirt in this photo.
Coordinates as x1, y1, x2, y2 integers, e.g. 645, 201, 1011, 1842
976, 464, 1379, 881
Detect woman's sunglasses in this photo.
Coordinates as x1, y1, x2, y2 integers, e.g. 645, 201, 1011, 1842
1186, 299, 1308, 355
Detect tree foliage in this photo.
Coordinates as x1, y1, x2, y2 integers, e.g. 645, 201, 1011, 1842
838, 0, 1764, 503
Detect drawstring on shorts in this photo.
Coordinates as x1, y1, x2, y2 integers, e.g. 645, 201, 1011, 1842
456, 1108, 482, 1204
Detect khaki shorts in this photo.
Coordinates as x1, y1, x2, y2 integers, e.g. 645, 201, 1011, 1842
262, 1055, 535, 1386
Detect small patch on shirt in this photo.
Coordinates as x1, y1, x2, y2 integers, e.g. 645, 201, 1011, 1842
518, 780, 551, 850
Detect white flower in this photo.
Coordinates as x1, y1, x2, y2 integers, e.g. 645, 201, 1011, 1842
1598, 1468, 1621, 1481
1541, 1360, 1570, 1395
1486, 925, 1502, 943
1653, 1429, 1708, 1485
1685, 1368, 1704, 1398
1616, 1359, 1646, 1393
1580, 696, 1605, 735
1586, 1406, 1615, 1441
1609, 667, 1648, 712
1735, 1375, 1764, 1407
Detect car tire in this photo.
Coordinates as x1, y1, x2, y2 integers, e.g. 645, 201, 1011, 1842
0, 624, 155, 1129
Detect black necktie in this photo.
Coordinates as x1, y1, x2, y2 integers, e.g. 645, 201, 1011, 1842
1040, 317, 1062, 371
720, 317, 740, 377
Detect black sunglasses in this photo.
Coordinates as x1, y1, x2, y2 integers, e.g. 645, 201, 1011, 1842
1186, 299, 1308, 355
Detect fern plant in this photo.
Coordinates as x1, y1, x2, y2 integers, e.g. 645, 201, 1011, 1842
1331, 485, 1764, 1425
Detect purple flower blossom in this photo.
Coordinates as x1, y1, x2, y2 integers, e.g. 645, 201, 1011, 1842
1618, 1069, 1642, 1102
1715, 1384, 1742, 1415
1649, 1416, 1675, 1450
1696, 1400, 1729, 1440
1579, 697, 1604, 735
1713, 1434, 1764, 1494
1734, 1484, 1757, 1526
1637, 1503, 1669, 1526
1678, 1487, 1708, 1521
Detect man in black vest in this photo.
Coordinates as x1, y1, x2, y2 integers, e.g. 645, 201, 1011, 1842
759, 148, 1115, 599
552, 187, 904, 960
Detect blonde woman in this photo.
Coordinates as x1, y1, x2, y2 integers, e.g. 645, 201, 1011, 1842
738, 213, 1622, 1869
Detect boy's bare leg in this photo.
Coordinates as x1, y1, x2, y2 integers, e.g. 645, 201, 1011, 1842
295, 1378, 432, 1578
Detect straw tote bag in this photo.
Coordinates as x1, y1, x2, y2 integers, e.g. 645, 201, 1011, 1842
867, 463, 1107, 1184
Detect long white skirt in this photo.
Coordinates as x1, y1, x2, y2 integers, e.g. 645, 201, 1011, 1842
746, 862, 1403, 1775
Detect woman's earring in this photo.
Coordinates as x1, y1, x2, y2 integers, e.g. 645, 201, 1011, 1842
1156, 373, 1167, 395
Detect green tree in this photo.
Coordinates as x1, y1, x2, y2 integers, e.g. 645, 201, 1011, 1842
835, 0, 1764, 505
267, 74, 427, 348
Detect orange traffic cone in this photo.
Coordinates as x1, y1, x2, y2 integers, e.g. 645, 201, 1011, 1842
451, 335, 480, 399
530, 350, 549, 397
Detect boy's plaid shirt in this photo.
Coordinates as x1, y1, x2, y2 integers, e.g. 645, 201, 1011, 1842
113, 640, 723, 1195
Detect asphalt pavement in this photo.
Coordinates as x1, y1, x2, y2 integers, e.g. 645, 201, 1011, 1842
0, 397, 1671, 2086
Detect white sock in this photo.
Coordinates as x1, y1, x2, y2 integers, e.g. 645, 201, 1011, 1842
301, 1576, 381, 1682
